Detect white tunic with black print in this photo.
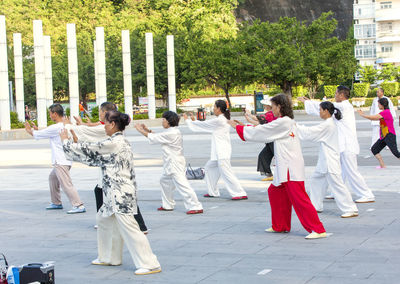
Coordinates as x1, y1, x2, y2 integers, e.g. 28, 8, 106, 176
63, 132, 137, 216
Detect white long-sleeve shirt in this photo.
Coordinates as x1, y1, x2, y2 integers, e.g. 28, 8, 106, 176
304, 100, 359, 154
186, 114, 232, 160
32, 122, 72, 166
238, 116, 305, 186
64, 123, 107, 142
370, 96, 396, 126
297, 117, 341, 175
147, 127, 186, 175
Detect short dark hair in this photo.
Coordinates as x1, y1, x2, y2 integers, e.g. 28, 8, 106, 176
100, 102, 117, 112
270, 93, 293, 119
337, 85, 350, 99
49, 103, 64, 117
162, 111, 180, 127
105, 111, 131, 131
378, 97, 389, 109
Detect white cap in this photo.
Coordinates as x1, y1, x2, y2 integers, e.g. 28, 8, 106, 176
260, 98, 271, 106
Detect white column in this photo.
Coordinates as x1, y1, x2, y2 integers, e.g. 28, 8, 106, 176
13, 33, 24, 122
0, 15, 11, 130
67, 23, 79, 120
33, 19, 47, 128
122, 30, 133, 119
96, 27, 107, 105
167, 35, 176, 113
43, 35, 53, 107
145, 33, 155, 119
94, 40, 99, 106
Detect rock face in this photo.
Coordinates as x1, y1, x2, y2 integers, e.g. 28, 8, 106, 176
236, 0, 353, 39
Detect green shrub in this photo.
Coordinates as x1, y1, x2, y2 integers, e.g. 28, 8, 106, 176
90, 106, 99, 122
368, 87, 378, 98
10, 111, 25, 129
131, 113, 163, 120
380, 82, 399, 97
292, 86, 307, 98
323, 85, 338, 98
353, 83, 370, 97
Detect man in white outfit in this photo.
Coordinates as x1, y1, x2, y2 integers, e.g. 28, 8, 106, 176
302, 86, 375, 203
369, 88, 396, 148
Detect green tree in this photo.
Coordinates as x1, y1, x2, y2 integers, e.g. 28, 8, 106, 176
358, 65, 377, 84
378, 64, 397, 82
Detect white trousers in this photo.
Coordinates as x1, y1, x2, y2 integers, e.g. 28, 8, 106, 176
160, 172, 203, 210
371, 125, 380, 148
204, 159, 247, 197
340, 152, 375, 199
308, 171, 358, 213
96, 212, 160, 269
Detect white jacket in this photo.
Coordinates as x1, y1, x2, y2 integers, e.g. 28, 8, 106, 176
241, 116, 305, 186
304, 100, 359, 154
186, 114, 232, 160
370, 96, 396, 126
297, 117, 341, 175
148, 127, 186, 175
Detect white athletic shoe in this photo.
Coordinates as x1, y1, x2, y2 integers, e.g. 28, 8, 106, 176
341, 212, 359, 218
305, 232, 327, 239
134, 267, 162, 275
355, 197, 375, 203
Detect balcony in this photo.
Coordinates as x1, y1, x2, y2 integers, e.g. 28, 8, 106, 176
354, 4, 375, 19
376, 36, 400, 42
355, 44, 377, 59
354, 24, 376, 39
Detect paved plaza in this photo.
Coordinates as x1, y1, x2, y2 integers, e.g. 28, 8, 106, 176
1, 113, 400, 283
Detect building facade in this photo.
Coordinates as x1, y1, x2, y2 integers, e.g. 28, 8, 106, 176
354, 0, 400, 68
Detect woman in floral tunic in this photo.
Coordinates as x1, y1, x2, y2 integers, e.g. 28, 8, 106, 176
60, 110, 161, 275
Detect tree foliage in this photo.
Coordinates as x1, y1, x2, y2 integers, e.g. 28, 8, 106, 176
1, 2, 357, 108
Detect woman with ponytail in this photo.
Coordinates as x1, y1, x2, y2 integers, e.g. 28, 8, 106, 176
358, 97, 400, 168
60, 111, 161, 275
297, 101, 359, 218
228, 94, 326, 239
183, 99, 248, 200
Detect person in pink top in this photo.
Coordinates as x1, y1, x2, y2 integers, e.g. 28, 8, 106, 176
358, 97, 400, 168
244, 98, 277, 181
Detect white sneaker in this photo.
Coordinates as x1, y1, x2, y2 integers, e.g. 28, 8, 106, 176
135, 267, 162, 275
355, 197, 375, 203
265, 227, 288, 233
324, 195, 334, 199
341, 212, 359, 218
305, 232, 327, 239
91, 258, 121, 266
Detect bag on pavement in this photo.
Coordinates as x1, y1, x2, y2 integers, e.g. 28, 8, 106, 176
186, 164, 205, 180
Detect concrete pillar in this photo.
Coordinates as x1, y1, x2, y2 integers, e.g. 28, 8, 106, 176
122, 30, 133, 119
33, 19, 47, 128
94, 40, 99, 106
96, 27, 107, 105
167, 35, 176, 113
43, 35, 53, 107
67, 23, 79, 121
0, 15, 11, 130
13, 33, 25, 122
145, 33, 155, 119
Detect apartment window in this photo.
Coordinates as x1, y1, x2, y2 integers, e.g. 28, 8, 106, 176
380, 1, 392, 9
354, 20, 359, 24
354, 24, 376, 38
380, 22, 392, 32
381, 44, 393, 52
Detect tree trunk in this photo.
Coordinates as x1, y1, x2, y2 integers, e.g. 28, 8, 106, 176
224, 89, 232, 109
282, 81, 293, 97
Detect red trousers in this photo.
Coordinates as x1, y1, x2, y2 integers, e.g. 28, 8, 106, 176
268, 174, 325, 234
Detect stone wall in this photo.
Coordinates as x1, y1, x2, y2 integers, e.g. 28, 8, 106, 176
236, 0, 353, 39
